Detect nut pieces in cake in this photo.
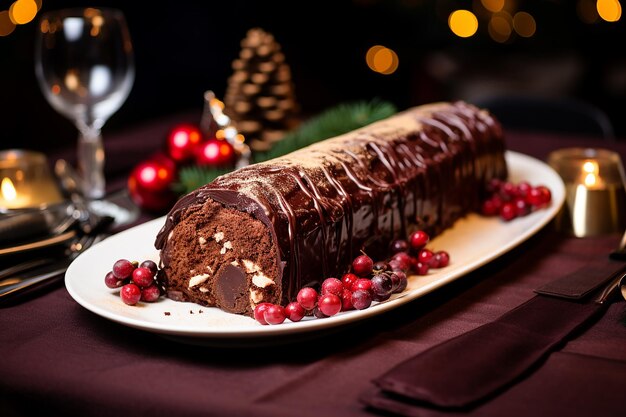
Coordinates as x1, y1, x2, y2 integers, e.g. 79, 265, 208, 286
104, 258, 163, 306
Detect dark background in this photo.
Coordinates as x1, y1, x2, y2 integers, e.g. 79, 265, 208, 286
1, 0, 625, 154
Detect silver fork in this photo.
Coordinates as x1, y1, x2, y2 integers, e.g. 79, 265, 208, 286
0, 233, 105, 300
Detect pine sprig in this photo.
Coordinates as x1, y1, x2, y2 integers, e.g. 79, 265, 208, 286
175, 99, 397, 194
175, 165, 233, 195
254, 99, 397, 162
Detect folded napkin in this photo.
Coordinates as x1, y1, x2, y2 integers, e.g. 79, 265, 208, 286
364, 258, 626, 412
362, 351, 626, 417
0, 212, 50, 245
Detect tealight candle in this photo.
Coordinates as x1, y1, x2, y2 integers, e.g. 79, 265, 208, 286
0, 150, 64, 211
548, 148, 626, 237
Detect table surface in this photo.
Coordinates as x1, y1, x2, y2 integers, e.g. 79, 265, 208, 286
1, 116, 626, 417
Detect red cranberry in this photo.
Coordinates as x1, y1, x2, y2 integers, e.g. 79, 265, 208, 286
341, 273, 358, 291
132, 267, 155, 288
351, 289, 372, 310
481, 199, 499, 216
104, 271, 125, 289
526, 186, 551, 207
254, 302, 273, 325
415, 261, 430, 275
371, 273, 393, 298
391, 251, 413, 271
321, 277, 344, 297
491, 195, 504, 210
392, 271, 408, 293
372, 261, 389, 274
120, 283, 141, 305
285, 302, 306, 322
434, 251, 450, 268
297, 287, 318, 310
500, 202, 517, 221
318, 294, 342, 316
313, 307, 328, 318
139, 260, 158, 276
112, 259, 135, 279
487, 178, 502, 194
140, 284, 161, 302
500, 182, 518, 200
389, 270, 403, 292
388, 258, 408, 273
389, 239, 409, 254
537, 185, 552, 206
340, 288, 354, 311
517, 181, 532, 198
409, 230, 430, 251
372, 290, 391, 302
351, 278, 372, 294
264, 304, 287, 325
418, 249, 435, 266
352, 254, 373, 276
513, 197, 530, 217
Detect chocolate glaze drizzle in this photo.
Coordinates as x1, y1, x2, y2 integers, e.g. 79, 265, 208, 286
155, 101, 507, 307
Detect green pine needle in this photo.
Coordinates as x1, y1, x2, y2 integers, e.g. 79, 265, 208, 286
175, 99, 397, 194
175, 165, 232, 195
254, 98, 397, 162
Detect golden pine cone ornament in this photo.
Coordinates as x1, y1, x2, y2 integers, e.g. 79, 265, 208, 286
224, 28, 299, 152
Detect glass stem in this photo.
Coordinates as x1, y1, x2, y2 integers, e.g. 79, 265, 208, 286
77, 124, 105, 199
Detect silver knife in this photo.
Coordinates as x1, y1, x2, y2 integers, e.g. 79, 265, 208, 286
0, 233, 103, 301
0, 262, 71, 298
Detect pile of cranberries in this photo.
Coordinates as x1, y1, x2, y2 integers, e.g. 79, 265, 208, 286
253, 229, 450, 325
104, 259, 162, 305
481, 179, 552, 221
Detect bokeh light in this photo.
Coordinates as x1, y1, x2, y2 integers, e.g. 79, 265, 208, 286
366, 45, 384, 70
9, 0, 38, 25
366, 45, 399, 75
91, 15, 103, 37
481, 0, 505, 13
0, 0, 42, 36
448, 10, 479, 38
488, 12, 512, 43
0, 11, 16, 36
513, 12, 536, 37
578, 0, 600, 23
597, 0, 622, 22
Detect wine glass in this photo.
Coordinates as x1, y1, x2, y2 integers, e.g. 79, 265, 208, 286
35, 8, 134, 199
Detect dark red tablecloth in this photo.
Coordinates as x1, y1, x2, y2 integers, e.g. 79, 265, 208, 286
1, 122, 625, 417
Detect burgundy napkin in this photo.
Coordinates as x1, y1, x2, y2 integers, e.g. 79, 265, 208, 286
362, 351, 626, 417
367, 259, 626, 410
0, 212, 50, 245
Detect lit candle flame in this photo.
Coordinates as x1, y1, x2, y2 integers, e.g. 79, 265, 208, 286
1, 177, 17, 201
582, 160, 599, 174
581, 160, 603, 189
584, 173, 598, 188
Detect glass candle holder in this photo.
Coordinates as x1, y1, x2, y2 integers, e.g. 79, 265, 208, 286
548, 148, 626, 237
0, 150, 64, 212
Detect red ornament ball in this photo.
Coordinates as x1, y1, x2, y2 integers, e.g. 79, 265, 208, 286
195, 138, 235, 167
128, 158, 177, 212
167, 124, 203, 162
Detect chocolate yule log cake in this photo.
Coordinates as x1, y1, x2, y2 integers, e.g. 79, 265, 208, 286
155, 101, 507, 316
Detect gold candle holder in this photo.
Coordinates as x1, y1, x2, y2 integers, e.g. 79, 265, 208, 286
548, 148, 626, 237
0, 150, 64, 212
